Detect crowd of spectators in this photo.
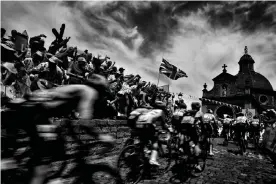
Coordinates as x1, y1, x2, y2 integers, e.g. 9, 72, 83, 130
1, 24, 175, 119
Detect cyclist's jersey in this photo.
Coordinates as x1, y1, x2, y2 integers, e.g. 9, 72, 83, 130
236, 116, 247, 124
135, 109, 163, 128
223, 118, 232, 125
251, 118, 260, 126
173, 109, 185, 120
181, 115, 195, 125
203, 113, 215, 124
181, 110, 202, 125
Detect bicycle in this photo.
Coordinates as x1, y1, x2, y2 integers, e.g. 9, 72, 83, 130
116, 128, 172, 184
1, 99, 122, 184
233, 123, 248, 154
166, 123, 208, 181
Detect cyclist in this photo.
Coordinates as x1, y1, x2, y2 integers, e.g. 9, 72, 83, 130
222, 114, 232, 146
250, 115, 261, 149
128, 100, 169, 166
172, 102, 187, 128
4, 74, 115, 184
179, 102, 203, 172
235, 112, 249, 155
171, 102, 187, 151
202, 109, 216, 156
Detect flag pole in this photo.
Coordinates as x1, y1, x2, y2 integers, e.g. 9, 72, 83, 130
157, 54, 164, 87
157, 72, 161, 87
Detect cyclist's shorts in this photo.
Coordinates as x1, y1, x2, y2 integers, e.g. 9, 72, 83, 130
180, 123, 198, 143
134, 124, 157, 143
249, 125, 260, 134
234, 123, 247, 132
223, 124, 230, 133
171, 117, 182, 132
202, 123, 213, 137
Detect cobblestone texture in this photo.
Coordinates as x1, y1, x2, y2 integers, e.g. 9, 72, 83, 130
48, 120, 276, 183
4, 119, 276, 184
99, 138, 276, 184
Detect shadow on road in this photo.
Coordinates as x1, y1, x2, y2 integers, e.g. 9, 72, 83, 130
266, 178, 276, 184
169, 163, 191, 184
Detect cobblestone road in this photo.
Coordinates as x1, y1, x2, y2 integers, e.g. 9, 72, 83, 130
7, 137, 275, 184
111, 138, 276, 184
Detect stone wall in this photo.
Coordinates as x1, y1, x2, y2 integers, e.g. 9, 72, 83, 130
52, 119, 130, 153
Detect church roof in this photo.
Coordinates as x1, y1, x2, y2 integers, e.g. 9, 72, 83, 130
212, 72, 236, 81
235, 46, 273, 91
235, 71, 273, 91
238, 46, 255, 64
238, 54, 255, 64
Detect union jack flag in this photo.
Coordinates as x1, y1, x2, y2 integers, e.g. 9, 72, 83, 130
159, 58, 188, 80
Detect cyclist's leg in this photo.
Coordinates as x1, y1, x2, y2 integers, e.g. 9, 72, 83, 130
189, 124, 201, 156
149, 125, 160, 166
237, 124, 245, 154
26, 111, 51, 184
235, 125, 242, 152
208, 124, 214, 155
242, 126, 247, 153
223, 124, 229, 145
189, 124, 203, 172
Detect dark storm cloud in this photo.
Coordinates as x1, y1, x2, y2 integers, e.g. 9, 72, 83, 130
60, 1, 276, 59
60, 1, 182, 57
205, 1, 276, 33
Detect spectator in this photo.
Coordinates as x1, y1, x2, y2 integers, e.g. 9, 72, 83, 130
29, 53, 63, 90
1, 24, 179, 120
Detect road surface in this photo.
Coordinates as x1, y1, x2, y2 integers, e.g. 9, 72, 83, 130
112, 138, 276, 184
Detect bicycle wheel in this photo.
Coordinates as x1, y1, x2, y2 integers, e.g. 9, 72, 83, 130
161, 134, 179, 172
123, 138, 135, 148
117, 145, 144, 184
157, 141, 172, 174
253, 134, 260, 150
77, 163, 122, 184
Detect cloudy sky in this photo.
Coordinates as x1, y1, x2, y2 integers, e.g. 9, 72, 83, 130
1, 1, 276, 99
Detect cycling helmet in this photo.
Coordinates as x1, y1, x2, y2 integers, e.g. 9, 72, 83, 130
207, 109, 213, 114
84, 74, 109, 95
191, 102, 201, 110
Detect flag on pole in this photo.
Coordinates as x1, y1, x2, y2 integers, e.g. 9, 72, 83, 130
159, 58, 188, 80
